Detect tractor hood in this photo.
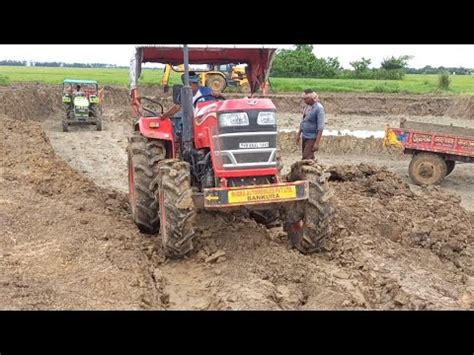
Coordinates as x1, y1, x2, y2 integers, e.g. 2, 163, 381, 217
130, 45, 277, 94
74, 96, 90, 107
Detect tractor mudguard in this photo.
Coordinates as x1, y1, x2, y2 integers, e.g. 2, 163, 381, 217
137, 116, 176, 158
138, 116, 175, 142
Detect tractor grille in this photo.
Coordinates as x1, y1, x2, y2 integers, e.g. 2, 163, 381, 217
213, 110, 277, 170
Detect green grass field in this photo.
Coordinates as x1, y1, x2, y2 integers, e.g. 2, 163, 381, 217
270, 75, 474, 94
1, 66, 474, 94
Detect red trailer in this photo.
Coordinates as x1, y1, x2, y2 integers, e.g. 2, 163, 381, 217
384, 120, 474, 185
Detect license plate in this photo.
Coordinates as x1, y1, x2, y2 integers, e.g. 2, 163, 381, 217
228, 185, 296, 204
239, 142, 269, 149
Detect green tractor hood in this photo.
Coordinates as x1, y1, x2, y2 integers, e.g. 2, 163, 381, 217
74, 96, 90, 107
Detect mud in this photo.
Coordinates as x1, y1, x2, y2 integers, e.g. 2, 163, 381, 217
2, 84, 474, 120
278, 112, 474, 132
1, 85, 474, 310
0, 116, 165, 309
231, 92, 474, 119
278, 131, 391, 155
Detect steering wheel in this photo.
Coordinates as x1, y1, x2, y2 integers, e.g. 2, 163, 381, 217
193, 94, 226, 107
140, 97, 164, 116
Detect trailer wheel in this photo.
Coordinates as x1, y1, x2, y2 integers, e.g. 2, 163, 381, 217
409, 153, 447, 185
446, 160, 456, 176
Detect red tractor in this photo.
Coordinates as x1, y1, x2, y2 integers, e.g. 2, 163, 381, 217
127, 45, 333, 258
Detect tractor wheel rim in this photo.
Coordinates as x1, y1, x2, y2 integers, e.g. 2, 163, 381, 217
419, 162, 435, 178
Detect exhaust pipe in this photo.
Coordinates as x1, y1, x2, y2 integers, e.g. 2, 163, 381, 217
181, 44, 194, 156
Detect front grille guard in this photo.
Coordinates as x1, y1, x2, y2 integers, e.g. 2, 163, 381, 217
215, 149, 277, 168
212, 131, 278, 169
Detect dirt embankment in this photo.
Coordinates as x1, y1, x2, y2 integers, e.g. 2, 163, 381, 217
216, 92, 474, 119
2, 84, 473, 121
0, 115, 166, 309
2, 113, 473, 310
278, 132, 395, 156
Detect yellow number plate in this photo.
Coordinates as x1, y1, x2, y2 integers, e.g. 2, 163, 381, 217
228, 185, 297, 204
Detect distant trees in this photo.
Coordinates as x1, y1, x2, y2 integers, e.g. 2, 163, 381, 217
380, 55, 413, 70
350, 57, 372, 73
271, 47, 413, 80
407, 66, 473, 75
0, 60, 27, 66
0, 60, 125, 68
270, 46, 473, 79
271, 45, 342, 78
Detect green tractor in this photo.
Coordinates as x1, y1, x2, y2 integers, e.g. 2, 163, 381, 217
62, 79, 103, 132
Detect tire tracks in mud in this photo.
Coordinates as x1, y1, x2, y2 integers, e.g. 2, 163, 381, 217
40, 114, 474, 309
2, 106, 474, 309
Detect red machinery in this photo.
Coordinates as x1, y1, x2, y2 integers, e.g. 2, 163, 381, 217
127, 45, 333, 258
385, 120, 474, 185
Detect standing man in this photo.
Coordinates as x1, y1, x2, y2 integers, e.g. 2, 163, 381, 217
296, 89, 325, 160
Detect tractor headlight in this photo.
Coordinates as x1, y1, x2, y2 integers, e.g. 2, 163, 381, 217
218, 112, 249, 127
257, 111, 276, 125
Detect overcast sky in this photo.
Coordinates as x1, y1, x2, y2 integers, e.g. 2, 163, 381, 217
1, 45, 473, 69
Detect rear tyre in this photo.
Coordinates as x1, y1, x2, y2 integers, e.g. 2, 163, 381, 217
282, 160, 333, 254
157, 160, 197, 258
62, 117, 69, 132
446, 160, 455, 176
206, 74, 227, 92
90, 105, 102, 131
127, 132, 166, 234
62, 107, 71, 132
408, 153, 447, 185
96, 115, 103, 131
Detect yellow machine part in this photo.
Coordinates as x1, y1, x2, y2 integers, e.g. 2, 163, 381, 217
383, 126, 403, 148
160, 64, 249, 92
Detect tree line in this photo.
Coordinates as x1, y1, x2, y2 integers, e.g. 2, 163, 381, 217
0, 60, 127, 68
270, 45, 473, 79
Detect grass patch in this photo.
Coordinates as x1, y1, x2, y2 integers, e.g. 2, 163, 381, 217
1, 66, 474, 94
0, 74, 11, 86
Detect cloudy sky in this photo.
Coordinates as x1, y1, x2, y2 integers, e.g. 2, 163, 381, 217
1, 45, 473, 69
